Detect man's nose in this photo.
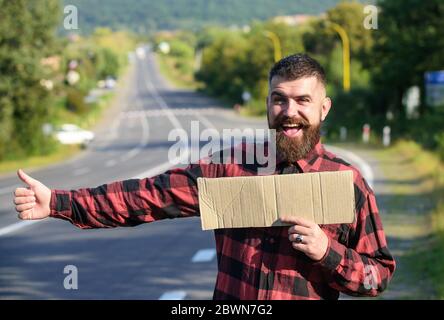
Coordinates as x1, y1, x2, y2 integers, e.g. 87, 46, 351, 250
283, 98, 303, 118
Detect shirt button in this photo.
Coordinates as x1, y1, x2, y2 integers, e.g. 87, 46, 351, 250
269, 238, 275, 244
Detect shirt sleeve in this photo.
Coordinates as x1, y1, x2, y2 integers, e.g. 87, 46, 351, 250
313, 180, 396, 297
49, 161, 224, 229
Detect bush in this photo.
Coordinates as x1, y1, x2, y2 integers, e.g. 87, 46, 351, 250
96, 48, 120, 78
66, 88, 88, 114
169, 39, 194, 59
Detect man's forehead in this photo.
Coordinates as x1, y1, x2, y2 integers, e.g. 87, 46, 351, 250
269, 75, 322, 94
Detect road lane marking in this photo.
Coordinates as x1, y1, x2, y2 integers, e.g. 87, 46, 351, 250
324, 145, 374, 189
195, 113, 217, 130
158, 290, 187, 300
0, 220, 42, 237
141, 54, 186, 131
191, 249, 216, 263
119, 113, 150, 162
105, 117, 121, 142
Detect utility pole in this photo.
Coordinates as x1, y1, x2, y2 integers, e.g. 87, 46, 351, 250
263, 30, 282, 62
327, 22, 350, 92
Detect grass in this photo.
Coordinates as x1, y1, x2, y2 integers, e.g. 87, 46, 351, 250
390, 141, 444, 299
0, 144, 81, 175
368, 140, 443, 299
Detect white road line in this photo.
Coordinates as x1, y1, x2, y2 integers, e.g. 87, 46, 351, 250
119, 113, 150, 162
141, 54, 185, 131
0, 220, 42, 237
132, 158, 187, 179
325, 145, 374, 189
158, 290, 187, 300
106, 117, 121, 142
72, 168, 91, 176
195, 113, 217, 130
191, 249, 217, 263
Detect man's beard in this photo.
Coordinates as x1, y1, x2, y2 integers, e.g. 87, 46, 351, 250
269, 114, 321, 164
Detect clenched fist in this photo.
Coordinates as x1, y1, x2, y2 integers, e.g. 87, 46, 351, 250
14, 169, 51, 220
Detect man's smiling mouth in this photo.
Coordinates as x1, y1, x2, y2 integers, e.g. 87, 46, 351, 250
281, 123, 305, 138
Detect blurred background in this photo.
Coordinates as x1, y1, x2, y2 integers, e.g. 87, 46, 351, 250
0, 0, 443, 300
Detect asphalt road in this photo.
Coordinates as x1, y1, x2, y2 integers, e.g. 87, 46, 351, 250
0, 49, 373, 300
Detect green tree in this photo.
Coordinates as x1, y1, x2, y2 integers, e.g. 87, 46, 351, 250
0, 0, 60, 159
196, 30, 249, 100
371, 0, 444, 118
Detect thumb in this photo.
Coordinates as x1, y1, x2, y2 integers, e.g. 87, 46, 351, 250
17, 169, 38, 187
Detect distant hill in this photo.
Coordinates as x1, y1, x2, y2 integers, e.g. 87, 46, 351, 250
63, 0, 345, 33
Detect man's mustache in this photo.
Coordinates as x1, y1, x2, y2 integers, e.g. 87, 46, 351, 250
271, 115, 310, 130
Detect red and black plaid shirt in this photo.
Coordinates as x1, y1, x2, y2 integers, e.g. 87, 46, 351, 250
50, 141, 395, 300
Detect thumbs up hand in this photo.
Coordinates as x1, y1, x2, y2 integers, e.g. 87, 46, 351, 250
14, 169, 51, 220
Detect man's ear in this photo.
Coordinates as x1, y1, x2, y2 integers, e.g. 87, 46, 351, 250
321, 97, 332, 122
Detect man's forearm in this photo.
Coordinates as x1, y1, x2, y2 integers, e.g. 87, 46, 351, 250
49, 181, 157, 229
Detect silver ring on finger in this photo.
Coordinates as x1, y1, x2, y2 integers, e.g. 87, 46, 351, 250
295, 234, 304, 244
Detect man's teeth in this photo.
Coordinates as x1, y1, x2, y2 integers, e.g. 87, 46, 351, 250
282, 124, 302, 128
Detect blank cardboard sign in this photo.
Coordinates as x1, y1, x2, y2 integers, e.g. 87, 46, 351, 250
197, 170, 355, 230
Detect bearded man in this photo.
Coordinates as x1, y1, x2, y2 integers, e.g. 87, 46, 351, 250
13, 53, 395, 300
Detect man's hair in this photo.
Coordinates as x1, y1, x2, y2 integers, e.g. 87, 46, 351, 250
268, 53, 326, 86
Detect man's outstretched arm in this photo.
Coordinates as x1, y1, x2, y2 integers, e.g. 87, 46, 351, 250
14, 162, 223, 229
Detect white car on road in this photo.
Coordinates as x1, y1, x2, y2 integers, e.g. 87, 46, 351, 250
55, 124, 95, 146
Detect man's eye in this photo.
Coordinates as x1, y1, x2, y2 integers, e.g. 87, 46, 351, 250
274, 98, 285, 105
